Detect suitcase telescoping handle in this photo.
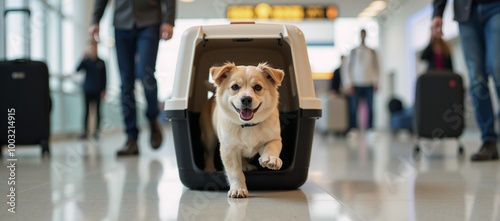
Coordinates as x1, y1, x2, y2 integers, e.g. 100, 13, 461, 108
4, 8, 31, 60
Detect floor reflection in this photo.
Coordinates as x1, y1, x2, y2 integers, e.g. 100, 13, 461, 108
2, 126, 500, 221
177, 189, 313, 221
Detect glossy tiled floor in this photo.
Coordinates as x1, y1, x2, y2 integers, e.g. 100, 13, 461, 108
1, 124, 500, 221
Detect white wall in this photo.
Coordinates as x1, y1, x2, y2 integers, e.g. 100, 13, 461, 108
377, 0, 434, 129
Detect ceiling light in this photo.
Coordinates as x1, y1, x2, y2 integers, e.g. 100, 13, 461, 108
368, 1, 387, 11
180, 0, 195, 2
358, 1, 386, 18
358, 10, 378, 18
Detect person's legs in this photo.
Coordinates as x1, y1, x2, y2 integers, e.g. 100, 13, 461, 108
82, 93, 91, 138
94, 94, 102, 138
364, 86, 375, 129
115, 28, 139, 155
349, 88, 360, 129
476, 2, 500, 161
484, 3, 500, 116
460, 4, 498, 161
115, 28, 138, 141
136, 25, 160, 121
135, 25, 163, 149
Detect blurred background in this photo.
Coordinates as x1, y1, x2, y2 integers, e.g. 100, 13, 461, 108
0, 0, 482, 137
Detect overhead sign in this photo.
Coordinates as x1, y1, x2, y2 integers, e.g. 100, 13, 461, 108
227, 3, 338, 20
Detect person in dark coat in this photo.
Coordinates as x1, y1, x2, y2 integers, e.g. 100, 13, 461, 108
420, 35, 454, 71
330, 55, 345, 96
76, 42, 107, 140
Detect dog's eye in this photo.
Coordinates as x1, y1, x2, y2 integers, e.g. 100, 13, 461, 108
254, 85, 263, 91
231, 84, 240, 91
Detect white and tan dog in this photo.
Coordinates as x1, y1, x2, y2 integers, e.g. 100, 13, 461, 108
200, 62, 284, 198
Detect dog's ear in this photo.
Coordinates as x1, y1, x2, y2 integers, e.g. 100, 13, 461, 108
259, 63, 285, 87
210, 63, 235, 86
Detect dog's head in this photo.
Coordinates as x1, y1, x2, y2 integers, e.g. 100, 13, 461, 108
210, 62, 285, 124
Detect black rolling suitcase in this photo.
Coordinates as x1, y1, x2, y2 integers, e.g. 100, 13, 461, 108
0, 9, 51, 156
413, 71, 464, 156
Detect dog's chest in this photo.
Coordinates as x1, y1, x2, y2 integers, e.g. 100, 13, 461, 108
220, 125, 277, 151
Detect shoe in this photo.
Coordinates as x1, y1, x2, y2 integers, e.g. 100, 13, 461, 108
79, 133, 88, 140
471, 142, 499, 161
116, 139, 139, 156
149, 120, 163, 149
93, 133, 100, 140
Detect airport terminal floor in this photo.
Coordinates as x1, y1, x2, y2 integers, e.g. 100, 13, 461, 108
1, 124, 499, 221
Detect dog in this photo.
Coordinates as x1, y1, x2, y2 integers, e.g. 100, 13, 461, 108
200, 62, 285, 198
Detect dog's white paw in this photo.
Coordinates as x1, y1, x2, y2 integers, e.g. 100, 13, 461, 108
259, 156, 282, 170
227, 189, 248, 198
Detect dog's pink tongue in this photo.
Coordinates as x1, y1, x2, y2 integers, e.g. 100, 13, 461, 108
240, 108, 254, 120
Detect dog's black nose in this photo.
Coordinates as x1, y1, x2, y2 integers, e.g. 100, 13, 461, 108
241, 96, 252, 106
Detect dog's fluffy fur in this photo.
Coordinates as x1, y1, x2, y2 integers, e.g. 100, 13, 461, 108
200, 62, 284, 198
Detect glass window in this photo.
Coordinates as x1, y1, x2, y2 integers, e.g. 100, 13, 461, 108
30, 0, 46, 61
46, 9, 61, 74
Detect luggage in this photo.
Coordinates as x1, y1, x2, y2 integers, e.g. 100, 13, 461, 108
317, 94, 349, 136
388, 97, 413, 134
0, 9, 51, 156
413, 71, 464, 156
388, 97, 403, 114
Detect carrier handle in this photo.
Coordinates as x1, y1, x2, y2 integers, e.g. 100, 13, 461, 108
4, 8, 31, 59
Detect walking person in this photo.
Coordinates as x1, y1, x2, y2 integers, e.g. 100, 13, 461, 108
89, 0, 176, 156
342, 29, 380, 134
76, 41, 107, 140
431, 0, 500, 161
330, 55, 346, 97
420, 35, 454, 71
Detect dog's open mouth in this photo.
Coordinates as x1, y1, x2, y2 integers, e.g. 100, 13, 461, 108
232, 102, 262, 121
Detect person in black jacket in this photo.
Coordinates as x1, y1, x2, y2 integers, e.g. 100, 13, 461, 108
432, 0, 500, 161
420, 35, 453, 71
89, 0, 176, 156
330, 55, 345, 96
76, 42, 107, 140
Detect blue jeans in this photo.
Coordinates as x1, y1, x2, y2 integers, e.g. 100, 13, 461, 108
459, 2, 500, 142
115, 25, 160, 140
349, 86, 375, 129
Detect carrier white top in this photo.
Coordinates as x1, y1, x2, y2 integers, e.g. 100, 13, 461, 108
164, 23, 321, 111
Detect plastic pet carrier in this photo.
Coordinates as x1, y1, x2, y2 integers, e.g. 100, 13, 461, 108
164, 23, 321, 190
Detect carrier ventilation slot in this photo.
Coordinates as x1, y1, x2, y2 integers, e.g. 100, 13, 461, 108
232, 38, 254, 42
278, 33, 283, 46
202, 34, 208, 47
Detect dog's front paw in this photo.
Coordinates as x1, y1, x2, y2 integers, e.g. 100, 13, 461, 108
227, 189, 248, 198
259, 156, 282, 170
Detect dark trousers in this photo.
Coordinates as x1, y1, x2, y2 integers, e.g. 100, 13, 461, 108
114, 25, 160, 140
349, 86, 375, 129
83, 93, 101, 134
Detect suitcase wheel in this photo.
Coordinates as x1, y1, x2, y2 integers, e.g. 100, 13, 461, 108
41, 139, 50, 156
